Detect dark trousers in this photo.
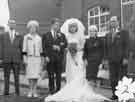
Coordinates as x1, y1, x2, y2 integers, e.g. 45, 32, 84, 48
86, 59, 100, 81
47, 61, 62, 94
119, 64, 128, 80
109, 61, 120, 97
3, 63, 20, 95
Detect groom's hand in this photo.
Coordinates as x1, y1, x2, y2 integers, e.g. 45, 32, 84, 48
53, 45, 60, 51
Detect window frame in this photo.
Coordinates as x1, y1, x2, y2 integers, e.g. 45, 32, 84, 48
88, 6, 110, 36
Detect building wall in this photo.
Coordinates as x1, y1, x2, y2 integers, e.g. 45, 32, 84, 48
8, 0, 121, 33
9, 0, 62, 34
61, 0, 89, 34
61, 0, 83, 20
109, 0, 121, 20
9, 0, 88, 33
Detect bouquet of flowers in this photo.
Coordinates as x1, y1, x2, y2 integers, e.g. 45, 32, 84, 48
68, 42, 79, 66
68, 42, 78, 57
115, 76, 135, 102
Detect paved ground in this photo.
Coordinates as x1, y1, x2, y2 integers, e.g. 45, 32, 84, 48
0, 81, 112, 102
0, 70, 112, 102
0, 81, 112, 97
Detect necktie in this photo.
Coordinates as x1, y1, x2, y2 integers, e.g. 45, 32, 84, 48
54, 32, 57, 39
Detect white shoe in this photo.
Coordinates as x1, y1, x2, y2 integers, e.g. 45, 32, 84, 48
27, 92, 32, 97
33, 93, 39, 97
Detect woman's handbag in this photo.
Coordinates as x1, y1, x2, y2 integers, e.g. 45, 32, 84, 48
97, 63, 110, 80
40, 70, 48, 80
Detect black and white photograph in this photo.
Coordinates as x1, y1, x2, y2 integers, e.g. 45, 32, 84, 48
0, 0, 134, 102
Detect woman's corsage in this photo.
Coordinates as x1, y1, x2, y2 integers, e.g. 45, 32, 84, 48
27, 36, 33, 40
115, 76, 135, 102
57, 33, 61, 37
60, 42, 65, 46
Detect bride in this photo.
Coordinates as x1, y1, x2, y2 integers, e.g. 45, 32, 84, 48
45, 18, 110, 102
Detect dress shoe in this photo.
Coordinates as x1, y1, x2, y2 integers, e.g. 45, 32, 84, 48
33, 93, 39, 97
27, 92, 32, 97
4, 93, 9, 96
110, 95, 118, 100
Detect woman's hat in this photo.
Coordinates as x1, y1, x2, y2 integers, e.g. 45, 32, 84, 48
27, 20, 39, 29
8, 19, 16, 28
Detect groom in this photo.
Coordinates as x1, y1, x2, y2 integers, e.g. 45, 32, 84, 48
42, 18, 67, 94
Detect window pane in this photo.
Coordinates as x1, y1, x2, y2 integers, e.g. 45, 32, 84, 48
122, 0, 127, 3
90, 18, 94, 25
106, 15, 110, 22
100, 24, 106, 32
95, 7, 99, 15
100, 7, 105, 13
100, 7, 109, 13
101, 16, 105, 24
95, 17, 99, 24
90, 10, 94, 16
95, 24, 99, 31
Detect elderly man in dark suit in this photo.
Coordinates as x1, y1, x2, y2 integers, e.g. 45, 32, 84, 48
42, 18, 67, 94
105, 16, 129, 100
0, 20, 23, 95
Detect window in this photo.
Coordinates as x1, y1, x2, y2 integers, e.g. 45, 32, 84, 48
88, 6, 110, 35
121, 0, 135, 28
122, 0, 135, 4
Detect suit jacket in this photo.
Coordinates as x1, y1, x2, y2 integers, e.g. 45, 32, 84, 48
42, 31, 67, 62
0, 31, 23, 64
105, 30, 129, 62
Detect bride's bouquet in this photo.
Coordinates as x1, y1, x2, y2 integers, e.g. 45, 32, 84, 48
68, 42, 78, 57
68, 42, 78, 66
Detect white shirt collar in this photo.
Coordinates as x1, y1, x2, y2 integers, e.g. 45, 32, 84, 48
9, 29, 15, 39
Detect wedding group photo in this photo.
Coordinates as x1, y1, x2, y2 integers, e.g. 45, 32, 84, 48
0, 0, 135, 102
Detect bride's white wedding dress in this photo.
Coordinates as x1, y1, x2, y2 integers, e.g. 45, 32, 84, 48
45, 18, 109, 102
45, 40, 109, 102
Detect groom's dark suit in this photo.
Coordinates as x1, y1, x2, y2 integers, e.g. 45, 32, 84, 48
42, 31, 67, 94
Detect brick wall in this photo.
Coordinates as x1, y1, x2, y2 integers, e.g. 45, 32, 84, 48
61, 0, 83, 20
9, 0, 62, 34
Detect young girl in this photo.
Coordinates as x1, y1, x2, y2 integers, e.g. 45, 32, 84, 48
23, 20, 43, 97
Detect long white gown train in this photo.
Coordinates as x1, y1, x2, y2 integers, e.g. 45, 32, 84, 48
45, 51, 109, 102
